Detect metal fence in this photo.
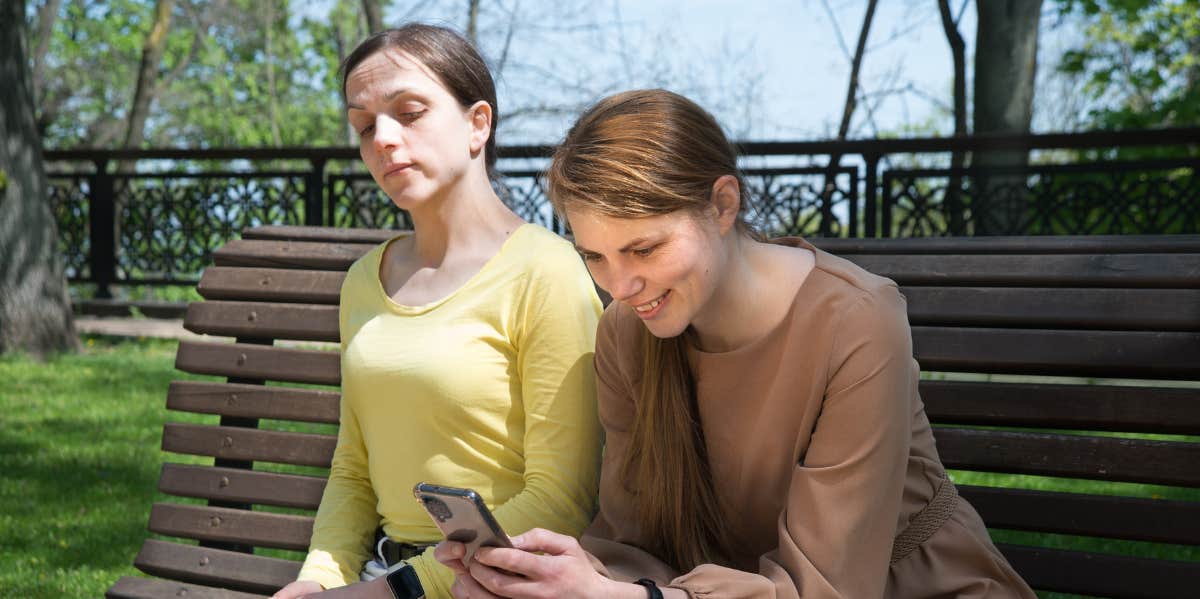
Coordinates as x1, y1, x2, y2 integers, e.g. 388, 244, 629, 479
45, 127, 1200, 297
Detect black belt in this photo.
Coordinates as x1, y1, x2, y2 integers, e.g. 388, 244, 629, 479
375, 529, 435, 567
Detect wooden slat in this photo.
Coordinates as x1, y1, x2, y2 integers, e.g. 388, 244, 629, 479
162, 423, 335, 467
108, 576, 267, 599
175, 341, 340, 386
185, 301, 339, 342
844, 254, 1200, 288
198, 267, 346, 304
912, 327, 1200, 379
242, 225, 401, 244
148, 503, 313, 551
902, 287, 1200, 331
813, 234, 1200, 255
158, 463, 326, 509
134, 539, 299, 594
934, 428, 1200, 487
961, 485, 1200, 545
999, 543, 1200, 599
167, 381, 339, 423
921, 380, 1200, 434
213, 240, 371, 270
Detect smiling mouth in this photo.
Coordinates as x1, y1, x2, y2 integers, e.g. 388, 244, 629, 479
633, 290, 669, 314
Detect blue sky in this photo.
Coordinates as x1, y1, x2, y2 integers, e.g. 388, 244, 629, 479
316, 1, 1078, 143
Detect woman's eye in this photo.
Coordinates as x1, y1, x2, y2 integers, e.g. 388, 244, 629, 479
400, 110, 425, 122
356, 123, 374, 136
633, 246, 657, 258
581, 253, 602, 263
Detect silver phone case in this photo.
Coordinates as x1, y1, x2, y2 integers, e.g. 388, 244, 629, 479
413, 482, 513, 563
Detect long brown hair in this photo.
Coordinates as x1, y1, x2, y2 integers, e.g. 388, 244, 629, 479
547, 89, 758, 571
340, 24, 499, 178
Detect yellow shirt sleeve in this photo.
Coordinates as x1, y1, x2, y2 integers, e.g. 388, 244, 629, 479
409, 240, 604, 598
296, 272, 380, 590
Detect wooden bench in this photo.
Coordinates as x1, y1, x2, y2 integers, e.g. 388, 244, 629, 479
108, 227, 1200, 599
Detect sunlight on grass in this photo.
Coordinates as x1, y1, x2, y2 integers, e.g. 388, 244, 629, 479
0, 335, 213, 598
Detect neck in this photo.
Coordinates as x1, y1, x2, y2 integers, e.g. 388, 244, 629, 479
405, 168, 518, 266
689, 234, 778, 352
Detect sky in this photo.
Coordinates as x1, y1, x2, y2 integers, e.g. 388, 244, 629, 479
314, 0, 1078, 144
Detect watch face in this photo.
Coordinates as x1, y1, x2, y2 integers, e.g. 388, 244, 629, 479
386, 564, 424, 599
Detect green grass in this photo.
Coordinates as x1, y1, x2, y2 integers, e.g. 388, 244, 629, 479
0, 335, 212, 598
1, 337, 1197, 598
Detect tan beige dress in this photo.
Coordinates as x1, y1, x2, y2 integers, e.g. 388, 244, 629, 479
581, 239, 1036, 598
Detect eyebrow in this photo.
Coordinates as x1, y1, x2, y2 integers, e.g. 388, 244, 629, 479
346, 88, 412, 110
575, 236, 654, 255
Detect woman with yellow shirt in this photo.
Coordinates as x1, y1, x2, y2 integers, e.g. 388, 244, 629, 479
270, 24, 602, 599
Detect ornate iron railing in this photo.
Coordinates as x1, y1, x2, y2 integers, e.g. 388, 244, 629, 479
44, 127, 1200, 297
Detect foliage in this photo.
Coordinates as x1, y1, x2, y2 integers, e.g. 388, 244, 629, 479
1054, 0, 1200, 129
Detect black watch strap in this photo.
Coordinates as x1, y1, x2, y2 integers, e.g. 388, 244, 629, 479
635, 578, 664, 599
384, 563, 425, 599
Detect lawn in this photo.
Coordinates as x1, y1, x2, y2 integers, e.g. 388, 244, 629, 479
0, 335, 210, 599
1, 335, 1196, 598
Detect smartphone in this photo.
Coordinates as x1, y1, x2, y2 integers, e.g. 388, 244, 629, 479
413, 482, 513, 563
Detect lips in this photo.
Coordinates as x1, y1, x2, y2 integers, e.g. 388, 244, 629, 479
383, 162, 413, 178
632, 290, 669, 319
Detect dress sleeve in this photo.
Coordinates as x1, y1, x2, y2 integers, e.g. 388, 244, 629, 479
586, 288, 916, 599
296, 286, 383, 589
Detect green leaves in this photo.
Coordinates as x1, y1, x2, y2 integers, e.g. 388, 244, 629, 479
1053, 0, 1200, 130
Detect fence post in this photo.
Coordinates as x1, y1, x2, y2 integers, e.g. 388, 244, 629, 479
88, 159, 116, 299
306, 158, 327, 226
863, 153, 880, 238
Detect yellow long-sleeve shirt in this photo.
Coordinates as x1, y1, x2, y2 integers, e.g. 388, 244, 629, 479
297, 224, 603, 597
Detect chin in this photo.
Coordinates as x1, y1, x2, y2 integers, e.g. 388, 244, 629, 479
643, 318, 689, 340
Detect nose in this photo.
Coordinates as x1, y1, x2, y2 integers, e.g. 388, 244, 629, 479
372, 114, 404, 153
601, 263, 644, 304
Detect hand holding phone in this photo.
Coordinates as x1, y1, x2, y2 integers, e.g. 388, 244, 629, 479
413, 482, 513, 564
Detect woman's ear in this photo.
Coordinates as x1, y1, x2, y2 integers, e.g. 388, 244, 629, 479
710, 175, 742, 235
468, 100, 492, 156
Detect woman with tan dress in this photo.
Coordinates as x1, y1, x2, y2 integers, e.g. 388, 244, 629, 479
434, 89, 1036, 599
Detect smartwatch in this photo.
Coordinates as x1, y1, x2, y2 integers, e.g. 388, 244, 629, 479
384, 562, 425, 599
635, 578, 664, 599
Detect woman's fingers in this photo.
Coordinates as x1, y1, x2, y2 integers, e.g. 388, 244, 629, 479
508, 527, 580, 556
468, 558, 536, 597
453, 572, 504, 599
435, 540, 471, 574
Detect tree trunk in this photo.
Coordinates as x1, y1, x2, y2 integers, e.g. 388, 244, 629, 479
123, 0, 175, 152
362, 0, 384, 34
973, 0, 1043, 234
0, 1, 79, 356
467, 0, 480, 44
265, 2, 282, 146
938, 0, 968, 235
821, 0, 877, 237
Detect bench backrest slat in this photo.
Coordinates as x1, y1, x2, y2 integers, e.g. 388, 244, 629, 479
920, 380, 1200, 434
158, 463, 326, 510
162, 423, 335, 467
166, 381, 340, 424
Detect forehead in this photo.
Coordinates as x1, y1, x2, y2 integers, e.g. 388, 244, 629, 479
345, 49, 446, 102
566, 207, 694, 250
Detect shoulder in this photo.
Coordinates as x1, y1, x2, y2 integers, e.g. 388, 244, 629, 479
505, 224, 588, 273
502, 225, 597, 299
341, 237, 395, 295
595, 301, 645, 379
801, 250, 911, 366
